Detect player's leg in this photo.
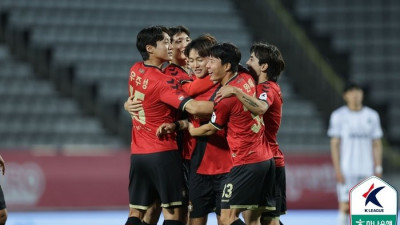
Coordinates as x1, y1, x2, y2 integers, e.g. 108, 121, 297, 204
261, 166, 285, 225
0, 185, 7, 225
188, 172, 211, 225
142, 200, 162, 225
154, 151, 186, 225
213, 173, 229, 225
220, 208, 243, 225
338, 202, 349, 225
221, 161, 271, 225
126, 154, 157, 225
336, 180, 350, 225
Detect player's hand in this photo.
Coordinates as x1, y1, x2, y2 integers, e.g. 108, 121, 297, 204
156, 123, 176, 137
215, 85, 236, 102
124, 96, 143, 116
0, 154, 5, 175
336, 171, 345, 184
188, 122, 195, 135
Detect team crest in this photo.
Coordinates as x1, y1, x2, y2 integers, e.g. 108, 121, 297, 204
259, 92, 267, 101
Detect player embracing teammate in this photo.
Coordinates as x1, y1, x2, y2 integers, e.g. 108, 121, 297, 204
124, 25, 286, 225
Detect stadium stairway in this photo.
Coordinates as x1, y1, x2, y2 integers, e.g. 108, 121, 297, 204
287, 0, 400, 147
0, 0, 330, 152
0, 43, 124, 149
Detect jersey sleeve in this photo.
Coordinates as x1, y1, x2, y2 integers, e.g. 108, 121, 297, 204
327, 111, 341, 138
181, 76, 215, 96
256, 83, 270, 104
210, 99, 232, 130
371, 111, 383, 139
159, 79, 192, 111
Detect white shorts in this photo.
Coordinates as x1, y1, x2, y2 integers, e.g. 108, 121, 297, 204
336, 175, 367, 203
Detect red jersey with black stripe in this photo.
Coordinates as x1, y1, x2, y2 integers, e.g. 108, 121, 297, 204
210, 72, 273, 167
128, 62, 192, 154
189, 82, 232, 175
257, 81, 285, 167
163, 63, 192, 85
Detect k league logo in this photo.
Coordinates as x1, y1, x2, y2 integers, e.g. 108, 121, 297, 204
350, 176, 398, 225
363, 183, 384, 208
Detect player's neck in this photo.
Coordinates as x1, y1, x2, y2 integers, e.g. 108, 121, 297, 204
258, 73, 268, 83
347, 103, 363, 111
221, 72, 236, 86
171, 58, 186, 67
171, 60, 189, 73
144, 57, 165, 69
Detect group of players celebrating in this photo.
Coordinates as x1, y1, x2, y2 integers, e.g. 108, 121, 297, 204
123, 25, 286, 225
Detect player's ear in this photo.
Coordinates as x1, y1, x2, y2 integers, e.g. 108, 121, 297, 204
261, 63, 268, 73
146, 45, 154, 54
224, 63, 231, 72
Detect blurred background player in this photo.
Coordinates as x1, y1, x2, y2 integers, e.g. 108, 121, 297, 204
327, 82, 383, 225
188, 43, 275, 225
215, 42, 286, 225
0, 154, 7, 225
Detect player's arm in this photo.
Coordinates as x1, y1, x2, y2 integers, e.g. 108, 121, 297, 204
215, 85, 268, 115
330, 137, 343, 183
372, 138, 383, 177
183, 100, 214, 116
188, 122, 217, 136
181, 77, 215, 96
156, 119, 189, 137
0, 154, 5, 175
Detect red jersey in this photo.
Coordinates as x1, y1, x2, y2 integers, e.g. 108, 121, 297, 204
189, 82, 232, 175
163, 63, 192, 85
210, 72, 273, 167
257, 81, 285, 167
128, 62, 192, 154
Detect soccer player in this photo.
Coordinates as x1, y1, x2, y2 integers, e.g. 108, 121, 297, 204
188, 43, 275, 225
328, 82, 383, 225
158, 34, 232, 225
0, 154, 7, 225
125, 25, 213, 225
215, 43, 286, 225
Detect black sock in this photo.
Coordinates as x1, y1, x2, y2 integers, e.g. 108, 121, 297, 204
142, 221, 156, 225
163, 220, 183, 225
231, 219, 246, 225
126, 217, 141, 225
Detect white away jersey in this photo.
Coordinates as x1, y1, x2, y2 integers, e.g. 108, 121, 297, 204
327, 106, 383, 176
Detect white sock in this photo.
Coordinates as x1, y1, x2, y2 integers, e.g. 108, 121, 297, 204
338, 212, 348, 225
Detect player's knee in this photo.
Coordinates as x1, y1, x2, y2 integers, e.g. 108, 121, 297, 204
219, 212, 235, 225
0, 209, 7, 225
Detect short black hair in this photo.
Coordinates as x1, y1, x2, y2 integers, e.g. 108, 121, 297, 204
343, 81, 363, 93
136, 25, 168, 60
250, 42, 285, 82
184, 33, 217, 57
209, 42, 241, 73
168, 25, 190, 42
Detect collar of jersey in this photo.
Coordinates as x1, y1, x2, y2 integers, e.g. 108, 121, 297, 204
224, 72, 238, 86
143, 62, 162, 71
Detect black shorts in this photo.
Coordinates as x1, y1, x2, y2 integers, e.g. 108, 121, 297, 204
0, 185, 6, 210
129, 150, 185, 209
188, 172, 228, 218
221, 159, 275, 210
262, 166, 286, 219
